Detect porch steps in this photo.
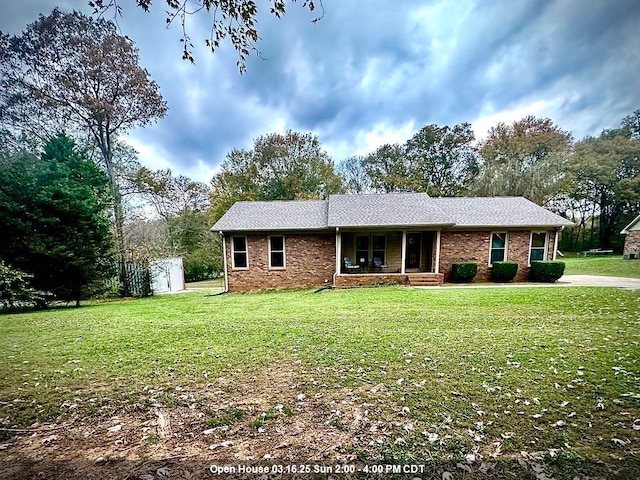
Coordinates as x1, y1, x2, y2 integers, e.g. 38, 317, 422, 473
408, 273, 444, 287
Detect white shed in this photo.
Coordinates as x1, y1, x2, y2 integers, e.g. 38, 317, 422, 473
150, 257, 186, 293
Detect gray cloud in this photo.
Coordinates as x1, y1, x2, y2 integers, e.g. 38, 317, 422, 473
2, 0, 639, 181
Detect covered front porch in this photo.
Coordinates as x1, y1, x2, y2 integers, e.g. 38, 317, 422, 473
334, 229, 443, 286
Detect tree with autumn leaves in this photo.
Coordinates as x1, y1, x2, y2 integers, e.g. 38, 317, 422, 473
1, 9, 167, 296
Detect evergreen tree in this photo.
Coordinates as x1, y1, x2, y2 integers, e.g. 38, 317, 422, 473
0, 133, 113, 306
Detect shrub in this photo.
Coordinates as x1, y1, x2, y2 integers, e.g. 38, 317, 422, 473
491, 261, 518, 282
183, 248, 222, 283
0, 261, 40, 309
530, 261, 565, 283
452, 262, 478, 283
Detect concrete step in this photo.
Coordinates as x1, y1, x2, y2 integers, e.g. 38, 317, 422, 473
408, 273, 444, 287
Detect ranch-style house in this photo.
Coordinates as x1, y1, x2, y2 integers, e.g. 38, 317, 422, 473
212, 193, 573, 292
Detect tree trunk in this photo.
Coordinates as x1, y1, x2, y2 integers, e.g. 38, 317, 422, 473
97, 131, 130, 296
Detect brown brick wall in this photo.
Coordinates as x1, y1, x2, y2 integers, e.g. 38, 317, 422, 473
439, 231, 491, 282
335, 273, 410, 287
624, 230, 640, 257
507, 230, 532, 281
439, 230, 558, 282
225, 233, 335, 292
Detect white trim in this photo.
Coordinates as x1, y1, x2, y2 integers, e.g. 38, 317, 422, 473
528, 231, 549, 266
488, 232, 508, 266
435, 230, 441, 274
401, 231, 407, 274
268, 235, 286, 270
231, 235, 249, 270
335, 229, 341, 277
553, 230, 559, 261
621, 213, 640, 234
221, 232, 229, 292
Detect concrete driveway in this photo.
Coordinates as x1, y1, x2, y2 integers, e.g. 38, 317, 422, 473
430, 275, 640, 291
558, 275, 640, 290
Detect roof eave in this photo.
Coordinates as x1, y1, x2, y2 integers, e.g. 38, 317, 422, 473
450, 222, 574, 229
621, 214, 640, 234
329, 222, 457, 229
212, 226, 331, 233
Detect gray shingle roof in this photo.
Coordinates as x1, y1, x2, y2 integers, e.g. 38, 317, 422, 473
432, 197, 574, 228
212, 200, 328, 232
327, 193, 455, 227
212, 195, 573, 232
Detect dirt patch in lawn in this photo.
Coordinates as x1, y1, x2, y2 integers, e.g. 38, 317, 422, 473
0, 364, 387, 479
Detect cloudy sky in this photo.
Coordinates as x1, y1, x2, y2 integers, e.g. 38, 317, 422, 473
2, 0, 639, 183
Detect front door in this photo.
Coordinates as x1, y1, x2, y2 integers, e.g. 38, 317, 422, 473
406, 233, 421, 270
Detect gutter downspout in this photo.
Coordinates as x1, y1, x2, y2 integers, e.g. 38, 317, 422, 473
435, 230, 441, 274
333, 227, 340, 286
401, 231, 407, 274
221, 231, 229, 293
553, 228, 560, 261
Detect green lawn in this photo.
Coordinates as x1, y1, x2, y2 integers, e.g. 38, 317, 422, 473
1, 287, 639, 478
185, 277, 224, 289
562, 255, 640, 278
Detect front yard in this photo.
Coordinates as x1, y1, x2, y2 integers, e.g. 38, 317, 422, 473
1, 286, 639, 479
562, 255, 640, 278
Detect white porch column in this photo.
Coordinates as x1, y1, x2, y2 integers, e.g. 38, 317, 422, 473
401, 231, 407, 274
553, 230, 559, 261
221, 232, 229, 292
435, 230, 441, 274
335, 228, 341, 277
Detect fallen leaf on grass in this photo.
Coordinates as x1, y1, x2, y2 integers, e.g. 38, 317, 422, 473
612, 438, 629, 447
422, 432, 439, 443
209, 440, 234, 450
370, 384, 386, 394
107, 424, 123, 433
157, 466, 170, 477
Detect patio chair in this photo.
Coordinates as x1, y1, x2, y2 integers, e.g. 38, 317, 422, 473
372, 257, 388, 272
344, 257, 361, 274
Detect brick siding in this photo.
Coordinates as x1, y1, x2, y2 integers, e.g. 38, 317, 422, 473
225, 233, 335, 292
224, 229, 561, 291
439, 230, 558, 282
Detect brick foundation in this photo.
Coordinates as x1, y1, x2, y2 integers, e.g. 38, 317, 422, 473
336, 273, 410, 287
225, 233, 335, 292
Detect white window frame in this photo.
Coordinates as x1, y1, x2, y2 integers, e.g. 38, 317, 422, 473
231, 236, 249, 270
268, 235, 286, 270
488, 232, 508, 266
528, 231, 549, 266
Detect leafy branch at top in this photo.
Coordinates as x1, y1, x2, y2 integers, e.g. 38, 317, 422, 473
89, 0, 324, 73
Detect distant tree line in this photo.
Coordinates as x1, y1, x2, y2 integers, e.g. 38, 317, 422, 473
209, 111, 640, 253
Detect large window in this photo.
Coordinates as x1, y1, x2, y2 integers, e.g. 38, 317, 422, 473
269, 235, 285, 269
529, 232, 548, 262
490, 232, 507, 265
232, 236, 248, 269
